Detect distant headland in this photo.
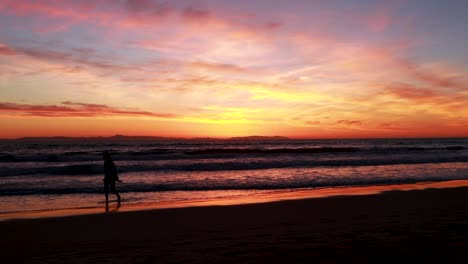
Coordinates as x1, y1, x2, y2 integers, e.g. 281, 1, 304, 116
0, 135, 290, 142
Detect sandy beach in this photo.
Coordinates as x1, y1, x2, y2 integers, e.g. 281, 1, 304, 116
2, 185, 468, 263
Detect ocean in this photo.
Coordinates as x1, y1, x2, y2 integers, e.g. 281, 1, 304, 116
1, 137, 468, 216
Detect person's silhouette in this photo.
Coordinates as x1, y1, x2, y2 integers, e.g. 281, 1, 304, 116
103, 151, 121, 210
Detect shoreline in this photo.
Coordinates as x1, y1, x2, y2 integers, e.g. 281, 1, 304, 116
2, 181, 468, 263
3, 179, 468, 221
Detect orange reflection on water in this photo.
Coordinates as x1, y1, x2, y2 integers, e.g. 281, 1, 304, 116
3, 180, 468, 221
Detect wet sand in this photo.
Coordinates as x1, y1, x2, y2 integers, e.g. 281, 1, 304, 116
2, 186, 468, 263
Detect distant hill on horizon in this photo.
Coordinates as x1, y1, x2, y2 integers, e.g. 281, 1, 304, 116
0, 135, 291, 142
2, 135, 466, 142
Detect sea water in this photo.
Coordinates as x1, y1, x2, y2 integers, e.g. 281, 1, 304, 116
1, 138, 468, 215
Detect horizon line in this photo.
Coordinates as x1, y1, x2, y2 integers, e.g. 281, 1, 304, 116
1, 134, 468, 141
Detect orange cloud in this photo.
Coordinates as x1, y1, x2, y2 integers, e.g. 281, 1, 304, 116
374, 82, 468, 113
335, 120, 364, 126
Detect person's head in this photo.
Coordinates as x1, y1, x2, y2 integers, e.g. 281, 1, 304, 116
102, 151, 112, 160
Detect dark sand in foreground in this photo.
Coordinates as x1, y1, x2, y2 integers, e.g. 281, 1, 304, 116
2, 187, 468, 263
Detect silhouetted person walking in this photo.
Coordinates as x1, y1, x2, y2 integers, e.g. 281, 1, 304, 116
103, 151, 121, 210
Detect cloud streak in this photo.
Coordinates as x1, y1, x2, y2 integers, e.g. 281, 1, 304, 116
0, 101, 177, 118
398, 60, 466, 90
383, 83, 436, 100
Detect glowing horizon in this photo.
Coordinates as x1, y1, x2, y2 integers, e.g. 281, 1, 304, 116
1, 0, 468, 139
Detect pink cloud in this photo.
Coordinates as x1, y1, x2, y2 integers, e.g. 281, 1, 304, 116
398, 60, 466, 89
124, 0, 172, 15
0, 0, 166, 30
182, 6, 212, 23
0, 0, 229, 32
1, 0, 279, 44
1, 0, 90, 21
189, 61, 251, 74
383, 83, 436, 100
360, 1, 406, 32
0, 101, 177, 118
0, 43, 16, 55
366, 12, 391, 32
264, 21, 282, 30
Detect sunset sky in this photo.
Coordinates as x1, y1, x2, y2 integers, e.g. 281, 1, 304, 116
1, 0, 467, 138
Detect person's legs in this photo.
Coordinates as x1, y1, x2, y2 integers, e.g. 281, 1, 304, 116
110, 182, 121, 206
104, 181, 110, 202
104, 181, 110, 211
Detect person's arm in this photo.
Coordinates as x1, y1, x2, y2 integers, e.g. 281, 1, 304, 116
112, 162, 122, 182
